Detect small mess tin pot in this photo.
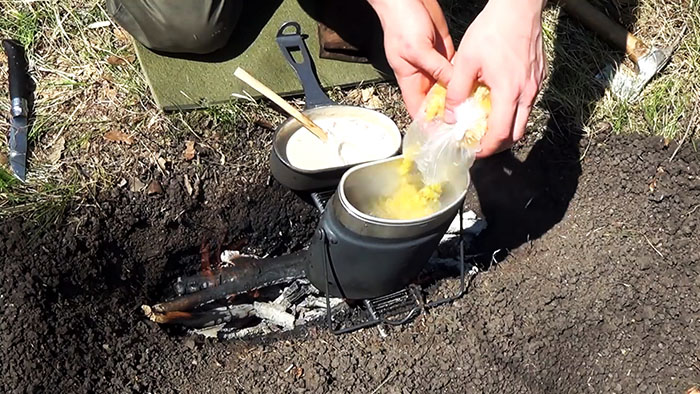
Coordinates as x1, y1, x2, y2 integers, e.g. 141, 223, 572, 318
270, 22, 401, 193
306, 156, 468, 299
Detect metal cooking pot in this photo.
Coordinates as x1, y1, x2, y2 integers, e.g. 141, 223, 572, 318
306, 156, 468, 299
269, 22, 402, 193
336, 156, 468, 239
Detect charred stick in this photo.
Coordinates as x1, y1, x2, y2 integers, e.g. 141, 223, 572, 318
150, 250, 309, 314
142, 304, 254, 327
175, 256, 265, 295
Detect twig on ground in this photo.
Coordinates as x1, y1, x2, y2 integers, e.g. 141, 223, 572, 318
370, 371, 396, 394
487, 249, 502, 271
643, 234, 665, 259
685, 204, 700, 217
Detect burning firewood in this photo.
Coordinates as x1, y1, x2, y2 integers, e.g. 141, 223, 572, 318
142, 250, 308, 322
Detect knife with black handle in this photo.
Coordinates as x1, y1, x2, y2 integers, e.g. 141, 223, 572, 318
2, 39, 30, 181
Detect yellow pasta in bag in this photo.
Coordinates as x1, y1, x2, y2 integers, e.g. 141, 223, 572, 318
370, 83, 491, 220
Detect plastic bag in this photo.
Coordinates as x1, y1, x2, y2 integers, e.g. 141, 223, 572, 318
368, 84, 490, 220
403, 83, 491, 190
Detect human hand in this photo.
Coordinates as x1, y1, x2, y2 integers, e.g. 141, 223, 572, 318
368, 0, 455, 117
444, 0, 547, 158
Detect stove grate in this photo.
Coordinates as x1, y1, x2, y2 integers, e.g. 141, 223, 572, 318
322, 206, 478, 336
310, 190, 335, 213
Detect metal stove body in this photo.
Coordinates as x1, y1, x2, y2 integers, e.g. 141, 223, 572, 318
305, 190, 474, 335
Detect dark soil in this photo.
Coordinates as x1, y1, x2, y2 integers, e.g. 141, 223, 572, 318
1, 124, 699, 393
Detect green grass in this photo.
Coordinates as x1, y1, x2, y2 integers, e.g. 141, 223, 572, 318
640, 79, 687, 138
0, 166, 18, 191
204, 101, 255, 131
0, 0, 698, 224
0, 6, 46, 48
0, 175, 81, 226
0, 0, 159, 223
589, 0, 699, 139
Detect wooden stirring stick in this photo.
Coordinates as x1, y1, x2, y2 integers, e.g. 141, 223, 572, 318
234, 67, 329, 142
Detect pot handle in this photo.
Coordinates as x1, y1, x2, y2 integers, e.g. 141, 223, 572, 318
276, 21, 334, 109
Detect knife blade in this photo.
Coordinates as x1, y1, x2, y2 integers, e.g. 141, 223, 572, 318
2, 39, 30, 182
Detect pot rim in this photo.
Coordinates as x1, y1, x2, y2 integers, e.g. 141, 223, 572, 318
338, 155, 468, 227
272, 105, 402, 175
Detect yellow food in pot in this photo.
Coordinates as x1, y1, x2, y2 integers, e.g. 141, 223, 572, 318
370, 158, 443, 220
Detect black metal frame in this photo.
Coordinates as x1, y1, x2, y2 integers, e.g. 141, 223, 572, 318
313, 191, 476, 335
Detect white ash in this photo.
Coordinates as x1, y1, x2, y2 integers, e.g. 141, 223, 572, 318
253, 301, 295, 331
190, 278, 345, 340
225, 322, 276, 340
220, 250, 256, 265
295, 296, 346, 326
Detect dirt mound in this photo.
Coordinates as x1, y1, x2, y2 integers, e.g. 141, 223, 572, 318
1, 130, 698, 393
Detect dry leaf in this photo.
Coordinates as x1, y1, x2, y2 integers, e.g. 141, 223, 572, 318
106, 56, 126, 66
367, 95, 383, 109
0, 153, 8, 166
113, 27, 130, 43
104, 130, 134, 144
147, 180, 163, 195
360, 87, 383, 109
294, 367, 303, 379
184, 174, 193, 196
361, 87, 374, 103
47, 136, 66, 164
147, 115, 160, 130
157, 157, 167, 171
686, 386, 700, 394
104, 86, 118, 100
595, 121, 613, 134
347, 89, 361, 103
183, 141, 196, 161
130, 178, 145, 192
106, 55, 135, 66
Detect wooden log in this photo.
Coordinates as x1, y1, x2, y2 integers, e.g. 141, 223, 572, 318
148, 250, 309, 315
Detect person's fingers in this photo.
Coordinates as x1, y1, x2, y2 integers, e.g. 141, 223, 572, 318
443, 36, 456, 61
444, 54, 479, 124
410, 49, 453, 89
422, 0, 455, 59
422, 0, 452, 47
511, 83, 538, 143
476, 86, 517, 158
511, 103, 530, 144
397, 73, 432, 118
433, 26, 455, 60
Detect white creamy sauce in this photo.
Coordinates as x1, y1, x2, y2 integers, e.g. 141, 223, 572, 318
285, 116, 397, 170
